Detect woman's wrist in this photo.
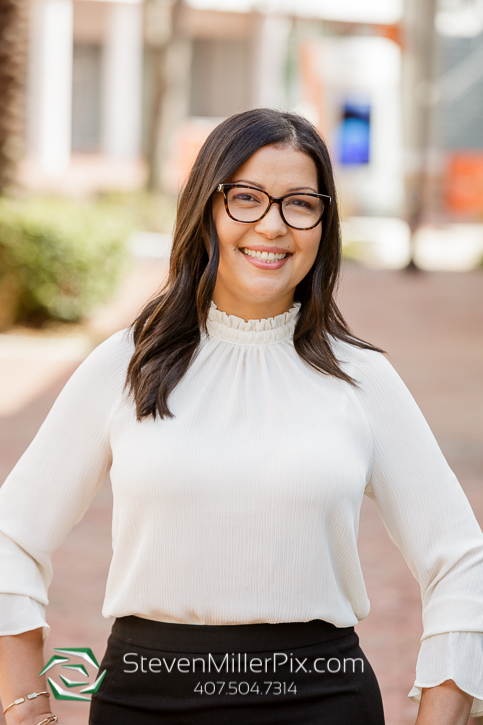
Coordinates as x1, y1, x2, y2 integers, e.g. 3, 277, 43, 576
7, 713, 57, 725
18, 717, 57, 725
5, 701, 56, 725
415, 679, 473, 725
0, 629, 54, 725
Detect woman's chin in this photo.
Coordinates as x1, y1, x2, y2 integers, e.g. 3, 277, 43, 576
237, 282, 294, 309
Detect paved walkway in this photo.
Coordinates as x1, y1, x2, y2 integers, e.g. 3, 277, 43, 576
338, 263, 483, 725
0, 260, 482, 725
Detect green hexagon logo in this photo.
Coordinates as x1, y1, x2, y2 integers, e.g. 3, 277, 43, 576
39, 648, 106, 701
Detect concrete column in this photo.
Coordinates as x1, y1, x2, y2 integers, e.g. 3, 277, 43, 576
401, 0, 438, 227
28, 0, 73, 173
252, 15, 292, 109
157, 34, 192, 191
102, 2, 143, 159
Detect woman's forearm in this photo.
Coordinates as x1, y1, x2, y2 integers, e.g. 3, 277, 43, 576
415, 679, 473, 725
0, 629, 55, 724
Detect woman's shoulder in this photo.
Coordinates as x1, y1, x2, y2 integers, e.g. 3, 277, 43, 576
88, 327, 135, 364
328, 334, 418, 412
328, 334, 390, 376
63, 327, 135, 395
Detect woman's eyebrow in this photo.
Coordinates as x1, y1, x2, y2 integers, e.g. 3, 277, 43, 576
287, 186, 318, 193
232, 179, 318, 194
231, 178, 266, 188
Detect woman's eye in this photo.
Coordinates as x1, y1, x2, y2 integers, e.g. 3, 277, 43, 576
232, 193, 262, 204
287, 198, 314, 210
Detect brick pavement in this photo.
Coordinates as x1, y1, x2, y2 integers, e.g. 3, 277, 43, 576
337, 263, 483, 725
0, 260, 482, 725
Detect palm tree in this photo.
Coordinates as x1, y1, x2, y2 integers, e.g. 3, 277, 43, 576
0, 0, 29, 194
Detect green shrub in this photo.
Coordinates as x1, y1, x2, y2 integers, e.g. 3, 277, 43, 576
0, 197, 133, 329
96, 190, 177, 234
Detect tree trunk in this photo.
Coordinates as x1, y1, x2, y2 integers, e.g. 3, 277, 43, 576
0, 0, 29, 194
145, 0, 185, 193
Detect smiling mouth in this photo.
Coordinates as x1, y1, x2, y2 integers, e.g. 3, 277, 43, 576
241, 247, 289, 264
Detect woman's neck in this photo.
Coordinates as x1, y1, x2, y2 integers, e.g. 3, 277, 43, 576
211, 289, 296, 322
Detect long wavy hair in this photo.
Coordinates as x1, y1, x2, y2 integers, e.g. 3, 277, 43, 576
126, 108, 384, 420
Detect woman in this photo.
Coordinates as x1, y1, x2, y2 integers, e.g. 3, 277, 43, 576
0, 109, 482, 725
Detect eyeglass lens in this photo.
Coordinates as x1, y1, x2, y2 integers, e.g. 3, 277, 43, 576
226, 187, 325, 228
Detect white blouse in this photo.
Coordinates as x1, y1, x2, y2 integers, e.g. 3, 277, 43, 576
0, 302, 482, 716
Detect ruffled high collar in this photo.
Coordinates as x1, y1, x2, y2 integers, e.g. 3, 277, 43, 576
206, 301, 301, 345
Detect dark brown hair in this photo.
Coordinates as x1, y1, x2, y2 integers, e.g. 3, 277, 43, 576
126, 108, 384, 420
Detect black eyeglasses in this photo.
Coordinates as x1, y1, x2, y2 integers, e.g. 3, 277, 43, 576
216, 184, 331, 230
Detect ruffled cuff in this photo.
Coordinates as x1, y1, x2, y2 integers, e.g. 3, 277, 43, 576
408, 632, 483, 718
0, 593, 50, 644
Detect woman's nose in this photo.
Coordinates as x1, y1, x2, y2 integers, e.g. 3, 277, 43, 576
254, 202, 287, 238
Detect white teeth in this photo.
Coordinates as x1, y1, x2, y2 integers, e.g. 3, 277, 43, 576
242, 248, 288, 262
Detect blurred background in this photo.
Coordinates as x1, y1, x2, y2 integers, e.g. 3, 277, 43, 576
0, 1, 482, 724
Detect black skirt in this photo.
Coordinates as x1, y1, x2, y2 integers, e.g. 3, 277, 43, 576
89, 616, 385, 725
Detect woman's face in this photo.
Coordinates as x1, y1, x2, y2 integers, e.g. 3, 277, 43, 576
211, 143, 323, 320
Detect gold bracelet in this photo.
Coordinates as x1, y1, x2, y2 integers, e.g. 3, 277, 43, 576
2, 690, 50, 714
35, 717, 58, 725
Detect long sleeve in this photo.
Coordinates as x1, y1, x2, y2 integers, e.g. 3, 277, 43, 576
346, 347, 483, 712
408, 632, 483, 717
0, 531, 50, 639
0, 329, 132, 632
0, 592, 49, 642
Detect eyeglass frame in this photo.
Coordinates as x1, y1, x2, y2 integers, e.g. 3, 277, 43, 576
216, 183, 332, 231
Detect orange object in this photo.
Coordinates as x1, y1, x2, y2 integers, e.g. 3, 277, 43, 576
377, 23, 404, 48
163, 118, 221, 194
299, 41, 328, 135
445, 153, 483, 214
